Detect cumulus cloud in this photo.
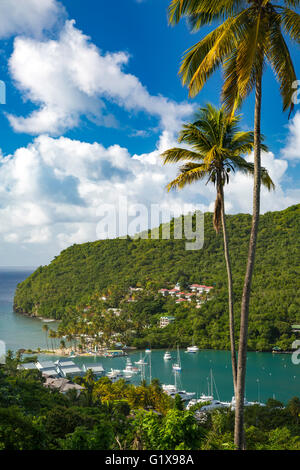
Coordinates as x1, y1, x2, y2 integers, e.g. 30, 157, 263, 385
0, 130, 298, 265
281, 111, 300, 162
7, 20, 193, 135
0, 0, 64, 38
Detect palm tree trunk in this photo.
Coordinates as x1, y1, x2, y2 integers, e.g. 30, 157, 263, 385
219, 184, 237, 395
234, 75, 262, 450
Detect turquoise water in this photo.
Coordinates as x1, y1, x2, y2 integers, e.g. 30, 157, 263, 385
0, 268, 299, 403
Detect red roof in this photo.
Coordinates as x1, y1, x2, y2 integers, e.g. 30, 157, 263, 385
176, 298, 187, 302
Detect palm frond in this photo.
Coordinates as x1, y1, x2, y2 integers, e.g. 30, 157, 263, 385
161, 148, 203, 165
266, 11, 297, 115
179, 9, 251, 97
168, 0, 248, 27
279, 7, 300, 44
229, 156, 275, 190
166, 164, 208, 191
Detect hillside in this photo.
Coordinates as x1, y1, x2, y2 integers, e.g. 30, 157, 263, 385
13, 204, 300, 350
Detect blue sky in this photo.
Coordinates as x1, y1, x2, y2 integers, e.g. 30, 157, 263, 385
0, 0, 299, 265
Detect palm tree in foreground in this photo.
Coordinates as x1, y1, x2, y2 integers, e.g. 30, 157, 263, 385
168, 0, 299, 449
161, 104, 274, 396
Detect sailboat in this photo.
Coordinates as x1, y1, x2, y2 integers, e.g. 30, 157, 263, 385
172, 345, 182, 372
134, 352, 147, 366
162, 369, 195, 401
164, 351, 172, 360
186, 335, 199, 353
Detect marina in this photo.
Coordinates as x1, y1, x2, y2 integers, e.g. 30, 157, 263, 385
0, 268, 299, 404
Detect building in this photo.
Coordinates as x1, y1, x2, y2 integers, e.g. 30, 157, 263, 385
82, 363, 105, 378
159, 316, 175, 328
292, 324, 300, 333
55, 360, 83, 378
43, 377, 84, 396
36, 360, 60, 378
158, 289, 169, 296
18, 362, 38, 371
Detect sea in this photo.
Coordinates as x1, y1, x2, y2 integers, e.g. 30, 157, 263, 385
0, 267, 299, 403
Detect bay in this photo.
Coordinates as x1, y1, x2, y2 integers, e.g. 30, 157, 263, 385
0, 268, 299, 403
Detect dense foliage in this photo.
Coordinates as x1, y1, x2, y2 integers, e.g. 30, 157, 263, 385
14, 205, 300, 351
0, 356, 299, 451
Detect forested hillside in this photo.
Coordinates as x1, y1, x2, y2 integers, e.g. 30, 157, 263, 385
13, 205, 300, 350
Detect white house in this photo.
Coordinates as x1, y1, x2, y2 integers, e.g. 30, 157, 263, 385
82, 363, 105, 378
36, 360, 60, 378
55, 360, 83, 378
159, 316, 175, 328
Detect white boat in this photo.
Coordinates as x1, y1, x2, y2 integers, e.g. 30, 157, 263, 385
172, 345, 182, 371
186, 345, 199, 353
164, 351, 172, 361
145, 349, 151, 354
106, 369, 123, 381
230, 396, 266, 409
135, 353, 147, 366
162, 378, 195, 401
122, 358, 139, 377
201, 400, 231, 411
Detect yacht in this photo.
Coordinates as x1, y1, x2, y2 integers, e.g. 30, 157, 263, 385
172, 345, 182, 371
186, 345, 199, 353
122, 358, 139, 377
135, 353, 147, 366
106, 369, 123, 382
162, 384, 195, 401
164, 351, 172, 361
230, 396, 266, 409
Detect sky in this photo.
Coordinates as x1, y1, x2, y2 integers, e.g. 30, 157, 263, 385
0, 0, 299, 266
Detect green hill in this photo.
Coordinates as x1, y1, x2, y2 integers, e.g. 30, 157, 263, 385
13, 204, 300, 350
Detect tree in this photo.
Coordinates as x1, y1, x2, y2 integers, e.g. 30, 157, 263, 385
168, 0, 299, 449
161, 104, 274, 394
42, 324, 49, 350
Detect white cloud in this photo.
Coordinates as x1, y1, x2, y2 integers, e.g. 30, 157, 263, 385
0, 130, 298, 265
0, 0, 64, 38
7, 20, 194, 135
281, 111, 300, 161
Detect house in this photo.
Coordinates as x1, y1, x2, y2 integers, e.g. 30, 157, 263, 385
18, 362, 38, 371
129, 287, 143, 292
108, 308, 122, 317
175, 298, 187, 304
159, 316, 175, 328
36, 360, 60, 378
292, 325, 300, 333
82, 363, 105, 378
158, 289, 169, 297
174, 282, 181, 291
43, 377, 84, 396
55, 360, 83, 378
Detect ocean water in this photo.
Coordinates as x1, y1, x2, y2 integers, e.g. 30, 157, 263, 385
0, 268, 299, 403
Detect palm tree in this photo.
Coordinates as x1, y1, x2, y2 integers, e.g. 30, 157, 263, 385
168, 0, 299, 449
42, 324, 49, 351
161, 104, 274, 397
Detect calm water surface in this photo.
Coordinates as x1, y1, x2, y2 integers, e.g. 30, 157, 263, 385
0, 268, 299, 403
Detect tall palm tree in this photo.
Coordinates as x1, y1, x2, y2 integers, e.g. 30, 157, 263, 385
42, 324, 49, 351
161, 104, 274, 396
168, 0, 299, 449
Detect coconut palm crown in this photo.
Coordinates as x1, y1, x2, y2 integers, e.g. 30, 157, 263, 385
161, 104, 274, 232
168, 0, 299, 115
